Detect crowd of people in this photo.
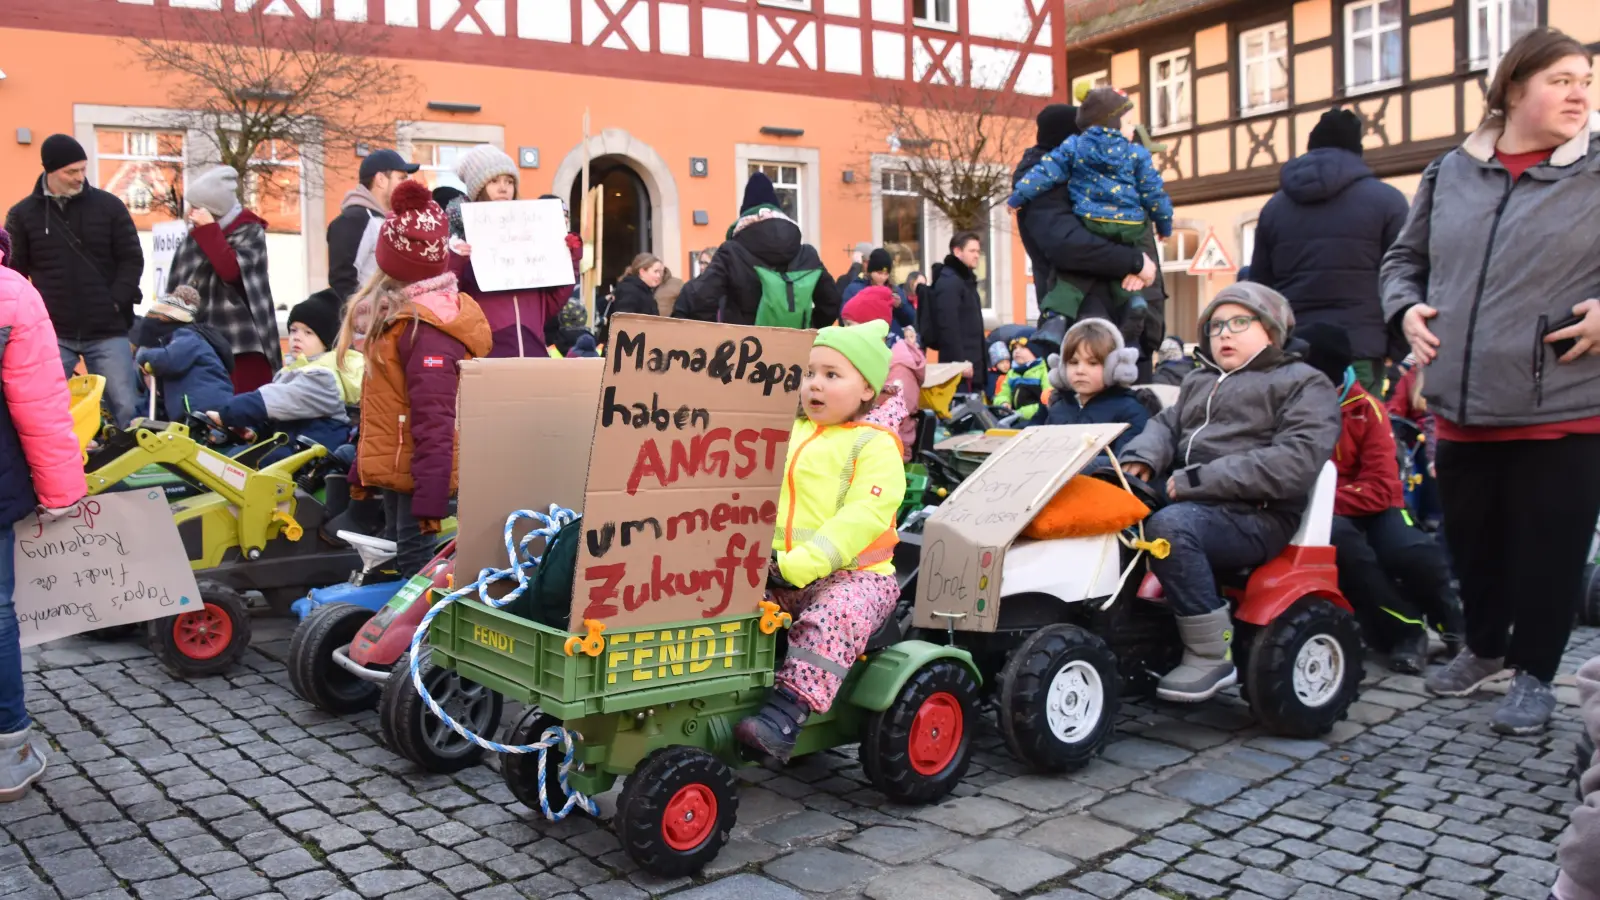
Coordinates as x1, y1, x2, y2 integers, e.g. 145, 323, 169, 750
0, 26, 1596, 896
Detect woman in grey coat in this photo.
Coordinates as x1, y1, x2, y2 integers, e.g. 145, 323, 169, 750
1380, 28, 1600, 736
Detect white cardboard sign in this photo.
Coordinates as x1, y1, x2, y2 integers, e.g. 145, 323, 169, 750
460, 198, 576, 292
12, 491, 203, 647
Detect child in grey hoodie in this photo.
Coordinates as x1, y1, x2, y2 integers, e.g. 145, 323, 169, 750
1555, 654, 1600, 900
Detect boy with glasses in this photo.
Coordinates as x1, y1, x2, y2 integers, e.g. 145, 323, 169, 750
1119, 283, 1341, 702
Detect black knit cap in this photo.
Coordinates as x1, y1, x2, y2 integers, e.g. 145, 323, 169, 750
867, 248, 893, 273
40, 134, 87, 174
1036, 104, 1079, 148
1298, 322, 1354, 388
287, 289, 343, 351
741, 172, 781, 214
1308, 109, 1364, 154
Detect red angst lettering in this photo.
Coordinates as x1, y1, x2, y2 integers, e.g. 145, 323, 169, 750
625, 428, 789, 495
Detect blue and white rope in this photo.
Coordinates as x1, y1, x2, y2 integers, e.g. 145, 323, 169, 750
407, 505, 599, 820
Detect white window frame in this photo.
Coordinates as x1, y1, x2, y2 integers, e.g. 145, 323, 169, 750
748, 161, 803, 226
1239, 221, 1257, 268
1157, 228, 1199, 271
913, 0, 957, 32
1468, 0, 1538, 73
95, 128, 185, 216
1343, 0, 1402, 95
1071, 70, 1110, 102
1149, 49, 1193, 135
735, 144, 820, 242
878, 169, 926, 279
1239, 22, 1289, 115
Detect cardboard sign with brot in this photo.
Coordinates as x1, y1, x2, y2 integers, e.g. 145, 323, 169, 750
913, 424, 1124, 633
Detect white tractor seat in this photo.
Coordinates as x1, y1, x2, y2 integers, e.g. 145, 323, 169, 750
340, 530, 398, 571
1289, 461, 1338, 547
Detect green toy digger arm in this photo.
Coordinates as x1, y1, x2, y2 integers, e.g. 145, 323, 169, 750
85, 423, 249, 508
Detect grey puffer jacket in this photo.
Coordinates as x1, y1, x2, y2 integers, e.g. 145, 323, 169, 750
1380, 123, 1600, 428
1120, 342, 1340, 516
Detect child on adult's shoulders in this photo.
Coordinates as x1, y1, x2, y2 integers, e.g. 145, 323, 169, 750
132, 285, 236, 422
207, 289, 363, 462
1038, 318, 1150, 456
1118, 283, 1340, 704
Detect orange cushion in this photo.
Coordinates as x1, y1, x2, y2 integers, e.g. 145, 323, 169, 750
1022, 475, 1149, 540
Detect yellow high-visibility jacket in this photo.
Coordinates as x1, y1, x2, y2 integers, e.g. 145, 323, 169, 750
774, 416, 905, 588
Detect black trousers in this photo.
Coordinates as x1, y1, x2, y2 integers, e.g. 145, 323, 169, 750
1436, 433, 1600, 682
1330, 509, 1456, 651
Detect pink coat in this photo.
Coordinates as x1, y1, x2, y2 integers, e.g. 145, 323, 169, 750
883, 339, 926, 461
0, 267, 86, 514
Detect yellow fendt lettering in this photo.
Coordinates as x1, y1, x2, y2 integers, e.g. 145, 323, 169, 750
603, 621, 748, 685
472, 625, 515, 654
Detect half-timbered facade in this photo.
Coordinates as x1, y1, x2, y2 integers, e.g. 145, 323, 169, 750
1064, 0, 1600, 341
2, 0, 1067, 324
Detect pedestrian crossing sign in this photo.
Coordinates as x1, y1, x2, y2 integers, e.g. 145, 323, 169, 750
1188, 228, 1236, 275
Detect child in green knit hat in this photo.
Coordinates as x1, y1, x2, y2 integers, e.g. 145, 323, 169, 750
735, 320, 908, 763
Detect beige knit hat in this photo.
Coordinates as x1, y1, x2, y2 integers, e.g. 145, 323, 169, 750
453, 144, 519, 202
151, 285, 202, 323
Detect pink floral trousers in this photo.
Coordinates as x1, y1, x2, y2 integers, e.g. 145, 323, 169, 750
771, 569, 899, 713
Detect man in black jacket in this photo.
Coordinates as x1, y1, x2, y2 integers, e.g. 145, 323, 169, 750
1014, 104, 1165, 374
672, 173, 841, 328
4, 134, 143, 427
926, 232, 987, 389
327, 148, 419, 302
1250, 109, 1409, 392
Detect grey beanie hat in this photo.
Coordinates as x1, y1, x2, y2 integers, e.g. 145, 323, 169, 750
1200, 282, 1295, 348
187, 166, 240, 217
1052, 318, 1139, 391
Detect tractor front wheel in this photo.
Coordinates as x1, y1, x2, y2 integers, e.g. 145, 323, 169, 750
860, 659, 979, 804
614, 746, 738, 878
288, 603, 378, 713
502, 707, 575, 815
148, 583, 252, 678
998, 625, 1121, 772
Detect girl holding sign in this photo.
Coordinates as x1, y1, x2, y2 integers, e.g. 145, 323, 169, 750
335, 182, 491, 577
445, 145, 583, 358
0, 227, 87, 800
735, 321, 908, 763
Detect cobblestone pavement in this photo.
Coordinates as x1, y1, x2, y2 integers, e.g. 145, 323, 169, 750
3, 620, 1594, 900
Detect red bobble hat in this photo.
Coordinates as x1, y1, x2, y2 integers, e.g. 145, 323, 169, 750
841, 285, 896, 327
376, 179, 450, 283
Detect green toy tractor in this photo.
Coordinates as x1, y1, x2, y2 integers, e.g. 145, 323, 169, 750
416, 580, 980, 877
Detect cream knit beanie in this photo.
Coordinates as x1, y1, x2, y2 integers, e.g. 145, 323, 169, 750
454, 144, 519, 202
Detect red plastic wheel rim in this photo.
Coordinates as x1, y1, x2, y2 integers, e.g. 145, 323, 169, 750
908, 691, 963, 776
661, 784, 717, 851
172, 603, 233, 660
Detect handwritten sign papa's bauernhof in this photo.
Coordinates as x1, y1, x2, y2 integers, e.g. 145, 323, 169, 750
571, 314, 814, 631
460, 198, 575, 292
12, 491, 203, 647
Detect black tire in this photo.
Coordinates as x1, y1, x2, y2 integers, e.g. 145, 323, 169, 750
614, 745, 738, 878
997, 625, 1120, 772
287, 604, 378, 714
1244, 597, 1365, 738
148, 582, 253, 678
861, 659, 979, 804
502, 707, 574, 814
378, 657, 503, 774
1579, 564, 1600, 627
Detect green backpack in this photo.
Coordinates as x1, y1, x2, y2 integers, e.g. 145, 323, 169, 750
500, 516, 583, 629
752, 265, 823, 329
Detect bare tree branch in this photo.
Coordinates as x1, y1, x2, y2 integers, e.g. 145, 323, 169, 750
860, 82, 1035, 232
132, 4, 419, 212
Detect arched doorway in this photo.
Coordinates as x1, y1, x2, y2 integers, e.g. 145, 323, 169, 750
568, 156, 652, 303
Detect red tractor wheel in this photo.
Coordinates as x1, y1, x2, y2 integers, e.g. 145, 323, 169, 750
148, 583, 252, 678
614, 746, 737, 878
860, 659, 980, 804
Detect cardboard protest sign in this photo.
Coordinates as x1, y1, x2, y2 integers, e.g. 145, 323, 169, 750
913, 424, 1124, 633
460, 198, 575, 292
455, 357, 605, 587
11, 491, 203, 647
572, 314, 813, 631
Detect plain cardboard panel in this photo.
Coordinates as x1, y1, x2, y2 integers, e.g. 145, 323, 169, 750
456, 357, 604, 588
